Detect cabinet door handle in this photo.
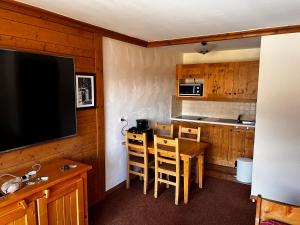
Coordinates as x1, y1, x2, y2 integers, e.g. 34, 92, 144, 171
18, 200, 28, 210
43, 189, 50, 199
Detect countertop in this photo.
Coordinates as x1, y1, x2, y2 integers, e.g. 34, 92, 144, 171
171, 115, 255, 128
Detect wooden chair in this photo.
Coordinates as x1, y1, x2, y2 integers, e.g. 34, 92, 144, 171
255, 195, 300, 225
155, 122, 174, 138
154, 135, 181, 205
178, 125, 201, 142
178, 125, 201, 184
125, 131, 153, 194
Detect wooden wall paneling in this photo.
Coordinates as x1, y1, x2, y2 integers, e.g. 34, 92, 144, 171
0, 3, 105, 207
0, 34, 94, 58
0, 17, 94, 50
0, 0, 148, 47
0, 7, 94, 40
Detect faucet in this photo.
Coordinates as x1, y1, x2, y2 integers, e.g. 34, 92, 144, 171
237, 114, 242, 123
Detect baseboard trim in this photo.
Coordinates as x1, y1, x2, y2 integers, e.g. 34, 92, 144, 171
105, 181, 126, 198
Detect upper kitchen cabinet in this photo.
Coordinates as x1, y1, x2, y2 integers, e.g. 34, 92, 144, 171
176, 61, 259, 102
176, 64, 205, 79
234, 61, 259, 100
205, 62, 236, 99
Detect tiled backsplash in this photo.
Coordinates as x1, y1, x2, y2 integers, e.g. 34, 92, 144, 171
181, 100, 256, 120
171, 95, 182, 117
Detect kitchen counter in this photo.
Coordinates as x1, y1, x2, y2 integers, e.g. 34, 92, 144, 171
171, 115, 255, 128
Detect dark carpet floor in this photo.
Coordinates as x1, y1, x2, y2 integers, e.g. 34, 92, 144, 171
89, 177, 256, 225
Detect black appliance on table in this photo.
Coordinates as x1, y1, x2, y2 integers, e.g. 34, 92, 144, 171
128, 119, 153, 141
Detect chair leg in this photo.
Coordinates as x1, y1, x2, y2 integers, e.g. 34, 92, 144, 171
144, 168, 148, 195
166, 175, 170, 189
126, 162, 130, 189
126, 173, 130, 189
154, 168, 158, 198
175, 179, 179, 205
195, 161, 198, 184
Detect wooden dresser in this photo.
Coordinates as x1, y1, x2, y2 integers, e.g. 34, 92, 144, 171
0, 158, 92, 225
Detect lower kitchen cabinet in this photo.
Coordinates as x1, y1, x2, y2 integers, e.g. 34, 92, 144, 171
207, 125, 231, 167
172, 121, 255, 168
227, 127, 255, 167
0, 159, 91, 225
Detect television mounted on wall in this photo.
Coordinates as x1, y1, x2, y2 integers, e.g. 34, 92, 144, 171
0, 48, 77, 153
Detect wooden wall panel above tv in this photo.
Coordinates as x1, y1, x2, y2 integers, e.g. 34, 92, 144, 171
0, 2, 104, 206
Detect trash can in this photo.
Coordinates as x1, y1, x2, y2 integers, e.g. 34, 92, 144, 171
236, 157, 253, 183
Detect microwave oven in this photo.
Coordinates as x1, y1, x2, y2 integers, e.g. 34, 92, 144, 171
179, 83, 203, 96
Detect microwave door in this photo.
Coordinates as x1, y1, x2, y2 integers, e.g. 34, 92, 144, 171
179, 85, 194, 96
179, 84, 203, 96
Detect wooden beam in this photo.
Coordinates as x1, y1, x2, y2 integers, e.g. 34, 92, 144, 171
147, 25, 300, 47
0, 0, 148, 47
94, 33, 106, 202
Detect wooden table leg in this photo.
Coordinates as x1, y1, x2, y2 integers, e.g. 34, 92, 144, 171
198, 153, 204, 189
183, 157, 191, 204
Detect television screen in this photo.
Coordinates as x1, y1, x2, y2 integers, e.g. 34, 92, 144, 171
0, 49, 76, 153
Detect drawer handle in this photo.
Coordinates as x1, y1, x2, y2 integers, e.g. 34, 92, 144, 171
163, 140, 168, 144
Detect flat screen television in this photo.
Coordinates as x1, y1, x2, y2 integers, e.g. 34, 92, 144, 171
0, 49, 77, 153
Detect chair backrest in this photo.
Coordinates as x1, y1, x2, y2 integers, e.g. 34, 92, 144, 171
154, 135, 180, 172
125, 131, 147, 161
155, 123, 174, 138
178, 125, 201, 142
255, 195, 300, 225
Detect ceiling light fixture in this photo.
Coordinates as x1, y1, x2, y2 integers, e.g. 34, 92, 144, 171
196, 42, 216, 54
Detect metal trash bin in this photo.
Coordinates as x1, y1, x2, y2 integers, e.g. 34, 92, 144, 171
236, 157, 253, 183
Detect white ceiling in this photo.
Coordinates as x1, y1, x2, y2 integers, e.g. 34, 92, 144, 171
17, 0, 300, 41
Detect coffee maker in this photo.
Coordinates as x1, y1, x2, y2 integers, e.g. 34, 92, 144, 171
128, 119, 153, 141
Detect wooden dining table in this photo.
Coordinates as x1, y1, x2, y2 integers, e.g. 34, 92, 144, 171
147, 139, 209, 204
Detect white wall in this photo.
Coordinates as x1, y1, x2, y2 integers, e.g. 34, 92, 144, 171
103, 38, 182, 190
251, 33, 300, 205
183, 48, 260, 64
